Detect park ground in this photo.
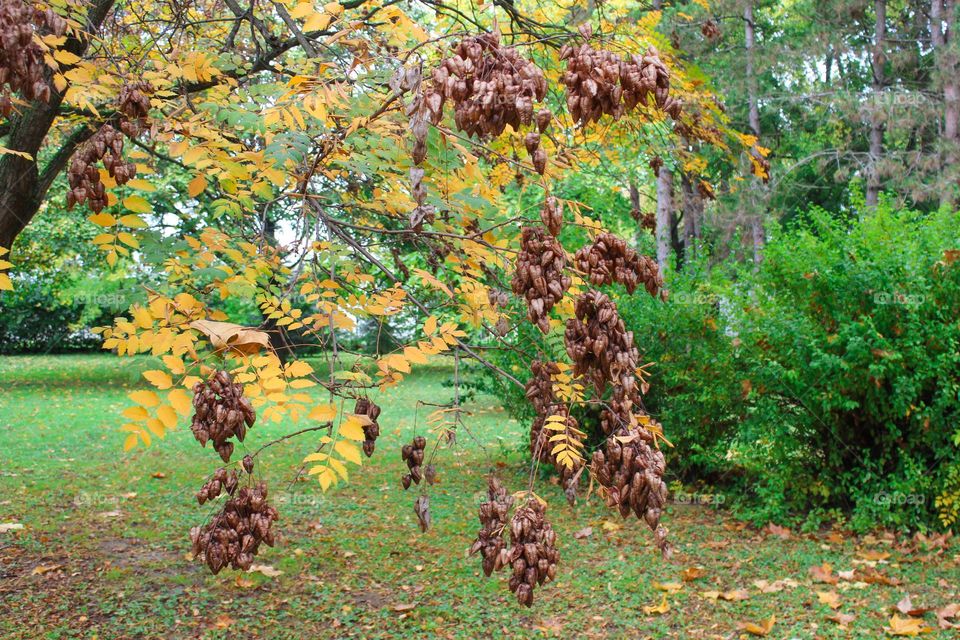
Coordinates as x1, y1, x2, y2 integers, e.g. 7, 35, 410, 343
0, 354, 958, 639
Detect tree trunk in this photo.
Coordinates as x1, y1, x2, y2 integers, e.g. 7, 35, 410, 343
932, 0, 959, 206
655, 166, 673, 269
0, 0, 115, 251
681, 172, 703, 261
866, 0, 886, 207
744, 0, 765, 262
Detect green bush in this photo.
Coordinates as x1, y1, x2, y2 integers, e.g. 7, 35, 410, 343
482, 202, 960, 532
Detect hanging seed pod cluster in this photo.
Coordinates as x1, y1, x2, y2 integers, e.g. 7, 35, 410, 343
414, 31, 552, 174
400, 435, 426, 489
190, 370, 257, 463
190, 478, 279, 574
591, 418, 670, 554
507, 499, 559, 606
525, 361, 583, 505
511, 226, 571, 334
564, 290, 640, 395
196, 467, 240, 505
354, 398, 381, 458
470, 476, 514, 577
470, 479, 559, 607
0, 0, 66, 116
560, 26, 681, 125
574, 232, 664, 297
66, 81, 154, 212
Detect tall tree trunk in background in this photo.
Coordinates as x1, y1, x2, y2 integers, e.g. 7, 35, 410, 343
655, 166, 673, 269
0, 0, 116, 251
866, 0, 887, 207
681, 172, 703, 261
932, 0, 959, 207
744, 0, 765, 263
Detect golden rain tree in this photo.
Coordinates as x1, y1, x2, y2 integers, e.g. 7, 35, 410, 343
0, 0, 759, 605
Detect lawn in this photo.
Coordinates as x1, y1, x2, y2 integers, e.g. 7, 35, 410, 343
0, 354, 957, 638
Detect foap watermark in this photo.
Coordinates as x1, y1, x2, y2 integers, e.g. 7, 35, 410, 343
873, 291, 925, 306
672, 491, 725, 505
668, 291, 721, 306
873, 491, 926, 506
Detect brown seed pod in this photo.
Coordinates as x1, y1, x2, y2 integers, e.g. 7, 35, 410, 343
0, 1, 66, 116
190, 480, 279, 574
408, 31, 552, 175
506, 498, 559, 606
400, 435, 427, 488
564, 290, 639, 395
510, 226, 571, 334
559, 39, 625, 125
414, 495, 431, 532
591, 414, 671, 557
701, 19, 721, 40
189, 370, 256, 463
539, 196, 563, 236
355, 398, 382, 458
196, 467, 241, 505
574, 232, 663, 297
469, 476, 514, 578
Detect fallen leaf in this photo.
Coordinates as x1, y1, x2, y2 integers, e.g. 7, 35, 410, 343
702, 589, 749, 602
391, 603, 417, 613
642, 594, 670, 615
151, 472, 166, 479
861, 567, 901, 586
601, 520, 622, 532
810, 562, 838, 585
937, 603, 960, 629
0, 523, 24, 533
234, 575, 255, 588
838, 569, 857, 581
97, 510, 122, 518
248, 564, 282, 577
31, 564, 62, 575
859, 549, 891, 562
763, 523, 792, 539
212, 614, 234, 629
681, 566, 707, 582
653, 581, 683, 594
753, 578, 798, 593
817, 591, 841, 609
888, 614, 933, 636
828, 612, 856, 627
737, 615, 775, 636
573, 527, 593, 540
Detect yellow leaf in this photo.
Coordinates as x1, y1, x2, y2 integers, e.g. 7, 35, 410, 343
0, 273, 11, 291
143, 370, 173, 389
53, 49, 81, 65
286, 360, 313, 378
88, 212, 116, 227
334, 440, 362, 465
168, 388, 192, 415
122, 406, 149, 421
339, 416, 366, 441
642, 594, 670, 615
117, 232, 139, 249
123, 433, 138, 451
308, 403, 337, 422
125, 179, 156, 192
119, 214, 148, 228
738, 615, 776, 637
157, 404, 178, 429
123, 195, 152, 214
423, 315, 437, 336
888, 615, 933, 636
129, 390, 160, 407
188, 175, 207, 197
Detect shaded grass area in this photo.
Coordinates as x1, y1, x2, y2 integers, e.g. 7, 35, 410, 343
0, 354, 958, 638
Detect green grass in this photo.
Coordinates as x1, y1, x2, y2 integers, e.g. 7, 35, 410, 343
1, 354, 958, 638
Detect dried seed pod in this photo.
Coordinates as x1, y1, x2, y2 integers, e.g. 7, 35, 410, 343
470, 476, 514, 577
564, 291, 639, 395
539, 196, 563, 236
506, 498, 559, 606
190, 370, 256, 463
0, 1, 66, 116
574, 232, 663, 297
414, 495, 431, 532
701, 19, 721, 40
510, 226, 571, 334
400, 436, 427, 488
560, 40, 625, 125
190, 480, 279, 574
354, 398, 382, 458
196, 467, 241, 505
407, 32, 552, 176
